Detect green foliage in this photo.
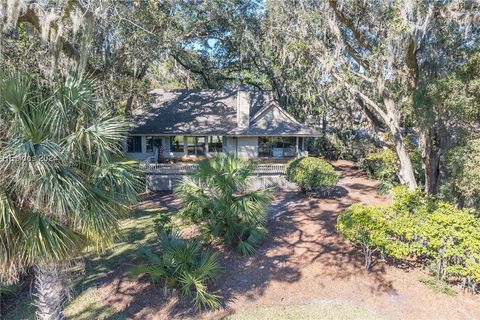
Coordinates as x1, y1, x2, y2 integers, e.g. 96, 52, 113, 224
131, 232, 221, 310
337, 186, 480, 291
412, 203, 480, 289
362, 149, 398, 182
153, 211, 173, 236
441, 139, 480, 214
175, 154, 274, 255
313, 132, 378, 162
0, 71, 141, 289
336, 204, 409, 269
361, 147, 424, 193
286, 157, 339, 192
0, 281, 18, 299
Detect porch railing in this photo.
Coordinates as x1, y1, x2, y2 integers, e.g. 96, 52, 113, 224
141, 163, 287, 175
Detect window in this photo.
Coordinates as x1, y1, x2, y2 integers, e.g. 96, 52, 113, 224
170, 136, 184, 153
146, 136, 162, 153
283, 137, 296, 156
258, 137, 271, 157
127, 136, 142, 153
187, 136, 206, 156
208, 136, 223, 153
258, 137, 297, 157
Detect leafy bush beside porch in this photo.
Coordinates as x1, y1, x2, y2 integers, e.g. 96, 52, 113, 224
286, 157, 339, 193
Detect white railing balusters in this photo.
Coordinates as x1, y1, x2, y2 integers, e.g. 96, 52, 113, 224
141, 163, 287, 175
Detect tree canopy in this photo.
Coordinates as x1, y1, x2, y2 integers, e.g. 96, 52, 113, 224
2, 0, 479, 201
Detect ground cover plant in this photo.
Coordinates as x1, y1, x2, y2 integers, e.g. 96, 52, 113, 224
131, 232, 222, 310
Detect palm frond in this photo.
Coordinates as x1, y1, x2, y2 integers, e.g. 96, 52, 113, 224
0, 188, 24, 283
20, 212, 84, 265
62, 113, 129, 165
179, 271, 221, 310
87, 161, 142, 205
0, 188, 22, 246
48, 73, 98, 137
236, 240, 256, 256
194, 250, 221, 281
0, 72, 30, 114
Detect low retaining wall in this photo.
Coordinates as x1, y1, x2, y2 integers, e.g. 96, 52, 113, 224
143, 163, 298, 191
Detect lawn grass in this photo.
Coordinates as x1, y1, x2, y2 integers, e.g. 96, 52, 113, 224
226, 301, 385, 320
5, 207, 161, 320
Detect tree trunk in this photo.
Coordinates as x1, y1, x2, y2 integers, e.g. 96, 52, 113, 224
394, 138, 418, 189
383, 94, 418, 190
420, 128, 441, 195
34, 264, 70, 320
419, 118, 450, 195
356, 96, 385, 133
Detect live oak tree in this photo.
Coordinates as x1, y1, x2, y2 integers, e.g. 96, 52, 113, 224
261, 0, 479, 191
4, 0, 479, 194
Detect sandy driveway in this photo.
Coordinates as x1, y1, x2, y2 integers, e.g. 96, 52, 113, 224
101, 161, 480, 320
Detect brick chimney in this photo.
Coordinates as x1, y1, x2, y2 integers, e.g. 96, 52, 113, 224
236, 90, 250, 129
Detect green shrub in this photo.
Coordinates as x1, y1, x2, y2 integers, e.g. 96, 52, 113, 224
441, 139, 480, 214
175, 154, 274, 256
337, 186, 480, 292
413, 202, 480, 290
390, 185, 426, 213
361, 149, 398, 182
336, 204, 409, 269
0, 282, 18, 299
286, 157, 339, 193
131, 232, 221, 309
361, 147, 424, 193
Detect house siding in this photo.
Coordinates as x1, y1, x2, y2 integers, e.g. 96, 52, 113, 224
237, 137, 258, 158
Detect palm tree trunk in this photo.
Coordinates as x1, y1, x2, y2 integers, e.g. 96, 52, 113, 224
34, 264, 69, 320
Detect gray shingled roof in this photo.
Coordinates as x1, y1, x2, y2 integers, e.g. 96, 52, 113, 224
130, 89, 320, 136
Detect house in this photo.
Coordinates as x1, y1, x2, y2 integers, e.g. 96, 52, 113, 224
127, 88, 320, 161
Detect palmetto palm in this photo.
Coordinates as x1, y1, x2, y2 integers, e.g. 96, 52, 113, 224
0, 72, 141, 320
175, 154, 274, 255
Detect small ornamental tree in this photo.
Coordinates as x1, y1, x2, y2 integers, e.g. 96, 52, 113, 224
336, 204, 409, 269
338, 186, 480, 291
286, 157, 339, 193
413, 202, 480, 290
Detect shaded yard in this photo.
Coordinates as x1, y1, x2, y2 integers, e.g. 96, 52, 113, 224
5, 161, 480, 320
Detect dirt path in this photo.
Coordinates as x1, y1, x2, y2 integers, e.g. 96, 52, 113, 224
100, 160, 480, 320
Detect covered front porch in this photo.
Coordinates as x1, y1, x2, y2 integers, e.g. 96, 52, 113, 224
126, 135, 308, 162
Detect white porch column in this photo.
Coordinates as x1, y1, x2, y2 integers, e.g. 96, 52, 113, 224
183, 136, 187, 156
205, 136, 209, 155
295, 137, 299, 157
141, 136, 147, 153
